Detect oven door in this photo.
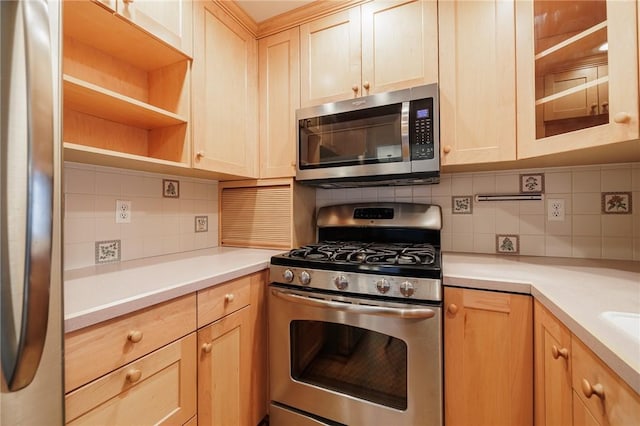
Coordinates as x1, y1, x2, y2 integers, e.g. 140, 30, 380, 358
269, 285, 442, 426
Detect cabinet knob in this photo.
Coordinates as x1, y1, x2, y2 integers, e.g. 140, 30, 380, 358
196, 151, 205, 159
225, 293, 235, 303
551, 345, 569, 360
581, 378, 605, 400
590, 103, 598, 113
447, 304, 458, 315
613, 112, 631, 123
202, 342, 213, 353
125, 369, 142, 383
363, 81, 370, 92
601, 101, 609, 112
127, 330, 143, 343
290, 161, 296, 167
352, 84, 359, 94
443, 145, 452, 154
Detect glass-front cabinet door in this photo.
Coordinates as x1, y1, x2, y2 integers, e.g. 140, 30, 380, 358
516, 0, 638, 158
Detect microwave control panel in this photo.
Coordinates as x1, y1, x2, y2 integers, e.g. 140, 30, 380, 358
409, 98, 434, 160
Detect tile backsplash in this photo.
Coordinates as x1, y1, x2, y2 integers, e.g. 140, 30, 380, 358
316, 162, 640, 261
64, 162, 218, 270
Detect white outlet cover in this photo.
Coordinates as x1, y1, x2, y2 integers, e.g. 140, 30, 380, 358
547, 199, 565, 222
116, 200, 131, 223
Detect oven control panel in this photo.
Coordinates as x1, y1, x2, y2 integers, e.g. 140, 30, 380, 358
270, 265, 442, 302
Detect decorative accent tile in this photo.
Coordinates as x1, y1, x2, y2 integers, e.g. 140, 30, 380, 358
520, 173, 545, 194
195, 216, 208, 233
452, 196, 473, 214
496, 234, 519, 254
95, 239, 121, 264
162, 179, 180, 198
601, 192, 632, 214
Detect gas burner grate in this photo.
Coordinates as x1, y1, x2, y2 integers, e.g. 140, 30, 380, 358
287, 241, 436, 266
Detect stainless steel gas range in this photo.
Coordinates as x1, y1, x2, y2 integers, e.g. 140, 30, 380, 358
268, 202, 443, 426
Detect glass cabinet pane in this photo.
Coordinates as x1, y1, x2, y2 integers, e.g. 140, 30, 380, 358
534, 0, 608, 139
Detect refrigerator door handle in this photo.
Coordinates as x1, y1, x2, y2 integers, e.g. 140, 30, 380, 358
1, 0, 54, 392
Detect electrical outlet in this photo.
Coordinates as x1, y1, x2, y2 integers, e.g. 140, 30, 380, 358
547, 199, 565, 222
115, 199, 131, 223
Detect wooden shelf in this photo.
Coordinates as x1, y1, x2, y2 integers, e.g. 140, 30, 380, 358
63, 0, 190, 71
64, 142, 189, 168
535, 21, 608, 76
63, 75, 186, 129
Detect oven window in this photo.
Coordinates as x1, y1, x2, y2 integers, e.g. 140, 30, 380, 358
299, 104, 403, 169
290, 320, 408, 410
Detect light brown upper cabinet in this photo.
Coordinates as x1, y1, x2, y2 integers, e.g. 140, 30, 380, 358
62, 1, 191, 172
300, 0, 438, 108
258, 28, 300, 178
516, 0, 639, 158
192, 1, 258, 179
116, 0, 193, 56
438, 0, 517, 165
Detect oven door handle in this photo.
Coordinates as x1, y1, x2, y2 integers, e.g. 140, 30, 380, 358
271, 289, 437, 319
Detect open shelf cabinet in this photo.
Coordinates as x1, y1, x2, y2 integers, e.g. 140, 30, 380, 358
62, 0, 191, 170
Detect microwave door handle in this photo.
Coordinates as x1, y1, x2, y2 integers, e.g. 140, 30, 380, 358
271, 289, 436, 319
400, 101, 410, 161
0, 0, 55, 391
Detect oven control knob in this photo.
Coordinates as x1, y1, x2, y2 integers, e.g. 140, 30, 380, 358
334, 275, 349, 290
376, 278, 390, 294
300, 271, 311, 285
400, 281, 415, 297
282, 269, 294, 283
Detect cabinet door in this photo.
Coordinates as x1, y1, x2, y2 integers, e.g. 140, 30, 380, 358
116, 0, 192, 55
259, 27, 300, 178
300, 8, 361, 107
65, 333, 197, 425
198, 306, 252, 426
444, 287, 533, 426
533, 301, 573, 426
516, 0, 639, 158
573, 392, 601, 426
361, 0, 437, 96
438, 0, 516, 165
249, 271, 269, 425
193, 1, 258, 178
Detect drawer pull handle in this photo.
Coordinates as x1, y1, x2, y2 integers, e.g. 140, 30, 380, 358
447, 304, 458, 315
225, 293, 235, 303
127, 330, 143, 343
202, 343, 213, 353
551, 345, 569, 360
581, 378, 605, 399
125, 369, 142, 383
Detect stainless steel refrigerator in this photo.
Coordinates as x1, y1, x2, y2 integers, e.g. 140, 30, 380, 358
1, 0, 63, 424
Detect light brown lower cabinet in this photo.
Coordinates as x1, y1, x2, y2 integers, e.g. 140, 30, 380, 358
65, 270, 270, 426
534, 300, 640, 426
534, 300, 573, 426
198, 306, 252, 426
65, 333, 197, 425
444, 287, 533, 426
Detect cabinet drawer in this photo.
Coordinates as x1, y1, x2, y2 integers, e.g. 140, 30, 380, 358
197, 275, 251, 328
65, 294, 196, 391
571, 337, 640, 425
65, 333, 197, 425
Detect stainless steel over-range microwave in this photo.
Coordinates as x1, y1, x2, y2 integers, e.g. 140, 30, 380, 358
296, 84, 439, 188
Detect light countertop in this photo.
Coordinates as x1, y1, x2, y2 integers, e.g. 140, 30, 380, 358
64, 249, 640, 394
64, 247, 282, 332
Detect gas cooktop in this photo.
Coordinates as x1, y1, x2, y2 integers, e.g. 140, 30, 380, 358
271, 240, 441, 279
